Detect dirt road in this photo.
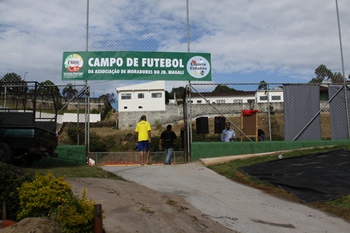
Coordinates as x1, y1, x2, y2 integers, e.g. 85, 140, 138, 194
102, 161, 350, 233
68, 177, 233, 233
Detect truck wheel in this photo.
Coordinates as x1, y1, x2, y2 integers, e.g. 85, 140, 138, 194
0, 142, 12, 164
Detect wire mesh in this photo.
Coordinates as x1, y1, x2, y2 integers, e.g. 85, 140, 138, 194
187, 82, 349, 142
90, 151, 185, 166
1, 1, 350, 156
1, 0, 349, 94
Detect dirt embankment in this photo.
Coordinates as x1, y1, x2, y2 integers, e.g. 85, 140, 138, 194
1, 177, 234, 233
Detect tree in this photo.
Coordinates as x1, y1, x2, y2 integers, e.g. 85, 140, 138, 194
213, 84, 236, 92
38, 80, 60, 96
62, 83, 78, 98
165, 90, 171, 104
310, 64, 344, 84
170, 86, 186, 99
332, 72, 344, 84
0, 73, 27, 93
99, 92, 116, 120
1, 72, 23, 83
258, 80, 268, 90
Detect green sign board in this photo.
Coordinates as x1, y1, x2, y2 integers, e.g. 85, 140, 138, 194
61, 51, 211, 81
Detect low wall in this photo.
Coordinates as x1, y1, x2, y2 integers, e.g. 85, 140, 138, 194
191, 140, 350, 161
38, 145, 86, 167
57, 113, 101, 124
118, 104, 184, 129
37, 140, 350, 167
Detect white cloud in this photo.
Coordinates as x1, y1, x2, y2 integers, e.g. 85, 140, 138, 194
0, 0, 349, 95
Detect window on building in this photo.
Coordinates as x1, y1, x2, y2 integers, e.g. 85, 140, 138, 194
121, 93, 131, 100
138, 93, 144, 99
271, 95, 281, 101
197, 100, 202, 104
123, 106, 128, 109
138, 106, 143, 109
152, 93, 162, 98
259, 96, 268, 101
233, 99, 243, 103
217, 99, 225, 104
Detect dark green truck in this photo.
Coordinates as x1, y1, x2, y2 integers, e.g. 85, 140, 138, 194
0, 81, 59, 165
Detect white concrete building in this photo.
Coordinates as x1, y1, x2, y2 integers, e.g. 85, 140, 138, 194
190, 87, 284, 104
116, 81, 166, 112
190, 90, 256, 104
255, 87, 284, 103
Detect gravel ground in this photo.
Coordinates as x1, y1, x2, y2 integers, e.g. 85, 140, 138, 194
102, 161, 350, 233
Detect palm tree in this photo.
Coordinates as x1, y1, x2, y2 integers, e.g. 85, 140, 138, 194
62, 83, 78, 98
310, 64, 344, 84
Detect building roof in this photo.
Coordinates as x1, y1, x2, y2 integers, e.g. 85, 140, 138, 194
191, 90, 256, 97
116, 81, 165, 92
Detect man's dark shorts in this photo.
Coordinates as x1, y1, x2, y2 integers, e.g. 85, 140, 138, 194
137, 140, 150, 152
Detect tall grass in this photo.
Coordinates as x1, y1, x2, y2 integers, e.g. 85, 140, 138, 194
31, 165, 124, 180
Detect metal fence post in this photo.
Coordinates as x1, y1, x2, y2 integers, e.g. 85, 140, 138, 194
94, 204, 103, 233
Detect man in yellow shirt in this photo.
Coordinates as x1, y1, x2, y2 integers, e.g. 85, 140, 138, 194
135, 115, 151, 165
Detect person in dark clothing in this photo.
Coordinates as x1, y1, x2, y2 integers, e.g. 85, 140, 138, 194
258, 129, 266, 141
180, 124, 185, 150
159, 124, 177, 165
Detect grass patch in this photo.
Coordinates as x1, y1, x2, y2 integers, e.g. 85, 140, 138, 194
208, 145, 350, 222
31, 165, 124, 180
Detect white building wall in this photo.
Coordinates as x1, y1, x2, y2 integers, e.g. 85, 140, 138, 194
17, 111, 101, 124
118, 90, 165, 112
116, 81, 166, 112
117, 102, 288, 130
191, 95, 254, 104
61, 113, 101, 123
255, 90, 284, 103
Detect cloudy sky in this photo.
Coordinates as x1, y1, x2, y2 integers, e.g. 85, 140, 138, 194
1, 0, 349, 96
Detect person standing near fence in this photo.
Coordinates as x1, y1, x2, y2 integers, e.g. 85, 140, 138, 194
221, 122, 236, 142
180, 124, 185, 150
159, 124, 177, 165
135, 115, 151, 165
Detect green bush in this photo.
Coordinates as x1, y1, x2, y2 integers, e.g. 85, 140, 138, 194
17, 173, 73, 219
103, 135, 119, 151
91, 108, 99, 114
17, 172, 96, 233
0, 163, 34, 220
67, 124, 85, 144
154, 119, 162, 130
53, 189, 96, 233
90, 132, 107, 152
150, 136, 160, 151
124, 133, 134, 142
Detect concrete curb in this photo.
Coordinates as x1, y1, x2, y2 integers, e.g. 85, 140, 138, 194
199, 149, 296, 166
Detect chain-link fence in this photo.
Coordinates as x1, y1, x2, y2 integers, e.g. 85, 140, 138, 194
0, 80, 93, 147
1, 1, 349, 95
89, 151, 185, 166
55, 84, 91, 147
1, 1, 350, 164
187, 82, 350, 142
0, 81, 60, 126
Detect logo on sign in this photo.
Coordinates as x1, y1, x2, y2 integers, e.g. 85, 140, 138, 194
187, 56, 210, 78
64, 54, 84, 72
